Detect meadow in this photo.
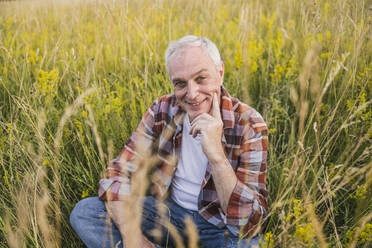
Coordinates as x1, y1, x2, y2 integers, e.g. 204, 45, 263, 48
0, 0, 371, 247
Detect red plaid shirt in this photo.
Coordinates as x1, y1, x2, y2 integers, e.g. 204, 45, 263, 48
99, 86, 268, 236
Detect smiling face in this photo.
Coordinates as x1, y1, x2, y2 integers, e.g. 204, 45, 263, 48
168, 46, 224, 121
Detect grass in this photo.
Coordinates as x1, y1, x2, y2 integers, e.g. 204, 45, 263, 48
0, 0, 371, 247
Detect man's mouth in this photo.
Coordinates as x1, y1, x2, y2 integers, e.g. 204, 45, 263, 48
185, 99, 206, 107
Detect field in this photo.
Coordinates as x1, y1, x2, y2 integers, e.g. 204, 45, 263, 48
0, 0, 371, 247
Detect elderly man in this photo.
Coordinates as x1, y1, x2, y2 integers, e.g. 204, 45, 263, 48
70, 35, 268, 248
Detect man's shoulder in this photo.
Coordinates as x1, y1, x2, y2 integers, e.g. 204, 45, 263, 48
230, 97, 267, 133
150, 94, 179, 117
155, 94, 177, 104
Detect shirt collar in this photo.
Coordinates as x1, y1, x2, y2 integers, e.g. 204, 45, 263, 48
220, 85, 235, 129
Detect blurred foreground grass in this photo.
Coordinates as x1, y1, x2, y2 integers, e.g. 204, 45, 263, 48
0, 0, 371, 247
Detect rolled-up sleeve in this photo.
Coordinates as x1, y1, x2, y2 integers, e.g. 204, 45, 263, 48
98, 100, 160, 201
225, 114, 268, 236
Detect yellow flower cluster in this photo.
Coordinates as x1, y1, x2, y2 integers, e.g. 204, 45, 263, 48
26, 48, 41, 64
247, 35, 265, 74
349, 184, 368, 200
293, 199, 303, 218
35, 69, 59, 104
284, 199, 315, 245
234, 41, 243, 69
42, 159, 50, 167
81, 189, 89, 199
344, 223, 372, 247
259, 231, 274, 248
270, 64, 285, 83
0, 127, 6, 151
294, 223, 314, 245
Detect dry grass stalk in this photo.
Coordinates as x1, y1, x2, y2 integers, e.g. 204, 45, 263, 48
184, 216, 198, 248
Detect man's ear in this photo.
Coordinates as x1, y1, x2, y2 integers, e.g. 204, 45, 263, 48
219, 62, 225, 84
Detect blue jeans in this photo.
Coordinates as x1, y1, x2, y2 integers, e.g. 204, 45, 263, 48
70, 196, 260, 248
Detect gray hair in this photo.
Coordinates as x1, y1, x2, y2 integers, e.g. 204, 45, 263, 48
165, 35, 222, 78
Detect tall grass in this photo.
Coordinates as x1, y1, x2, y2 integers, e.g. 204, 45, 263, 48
0, 0, 371, 247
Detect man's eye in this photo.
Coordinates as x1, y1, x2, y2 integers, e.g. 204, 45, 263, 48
196, 76, 206, 82
174, 81, 186, 87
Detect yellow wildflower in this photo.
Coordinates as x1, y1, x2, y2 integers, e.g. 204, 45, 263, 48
268, 128, 277, 134
111, 97, 122, 115
6, 123, 12, 133
81, 189, 89, 199
6, 17, 13, 30
260, 231, 274, 247
217, 6, 229, 21
293, 199, 303, 218
360, 223, 372, 243
317, 33, 324, 42
42, 159, 50, 166
74, 120, 83, 135
328, 163, 336, 180
285, 212, 293, 222
234, 41, 243, 69
325, 30, 331, 44
321, 52, 331, 59
344, 224, 372, 247
247, 37, 264, 74
350, 184, 368, 200
294, 223, 314, 245
35, 69, 59, 103
81, 110, 88, 119
270, 64, 284, 83
27, 49, 38, 64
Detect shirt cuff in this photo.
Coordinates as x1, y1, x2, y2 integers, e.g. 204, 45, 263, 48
98, 177, 130, 201
226, 180, 262, 226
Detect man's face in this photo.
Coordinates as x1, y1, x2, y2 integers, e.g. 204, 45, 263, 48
168, 46, 224, 121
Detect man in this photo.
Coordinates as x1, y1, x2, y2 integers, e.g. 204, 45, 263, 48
70, 35, 268, 248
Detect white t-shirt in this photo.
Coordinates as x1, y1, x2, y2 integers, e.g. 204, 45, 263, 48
170, 114, 208, 210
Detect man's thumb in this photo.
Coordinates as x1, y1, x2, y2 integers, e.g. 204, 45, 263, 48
212, 93, 221, 117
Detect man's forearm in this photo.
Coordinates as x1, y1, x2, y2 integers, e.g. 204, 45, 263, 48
209, 153, 238, 214
105, 200, 127, 236
106, 200, 156, 248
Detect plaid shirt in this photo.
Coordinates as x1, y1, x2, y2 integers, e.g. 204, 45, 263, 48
99, 86, 268, 237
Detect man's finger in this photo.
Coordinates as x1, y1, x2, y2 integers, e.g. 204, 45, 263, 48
190, 122, 201, 138
190, 113, 209, 127
212, 92, 221, 118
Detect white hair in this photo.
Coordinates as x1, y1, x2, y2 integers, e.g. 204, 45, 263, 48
164, 35, 222, 78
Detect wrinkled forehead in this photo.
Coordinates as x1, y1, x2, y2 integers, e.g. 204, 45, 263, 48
168, 47, 215, 80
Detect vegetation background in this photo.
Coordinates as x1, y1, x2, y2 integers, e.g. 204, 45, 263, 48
0, 0, 371, 247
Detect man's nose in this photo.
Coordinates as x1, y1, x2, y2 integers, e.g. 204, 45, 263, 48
186, 82, 199, 99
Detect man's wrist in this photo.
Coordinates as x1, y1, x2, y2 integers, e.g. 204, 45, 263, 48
203, 139, 222, 162
208, 150, 227, 166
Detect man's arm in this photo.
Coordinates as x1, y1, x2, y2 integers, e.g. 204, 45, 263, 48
190, 93, 268, 235
207, 154, 238, 213
223, 128, 268, 235
106, 200, 156, 248
105, 200, 127, 237
189, 93, 237, 212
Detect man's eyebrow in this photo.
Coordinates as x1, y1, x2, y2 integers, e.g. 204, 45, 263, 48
191, 69, 208, 77
171, 69, 208, 83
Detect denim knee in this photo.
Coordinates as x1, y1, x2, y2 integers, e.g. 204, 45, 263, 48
70, 197, 124, 248
70, 197, 104, 232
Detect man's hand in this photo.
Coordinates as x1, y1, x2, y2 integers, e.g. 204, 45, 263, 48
189, 93, 225, 163
105, 201, 156, 248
